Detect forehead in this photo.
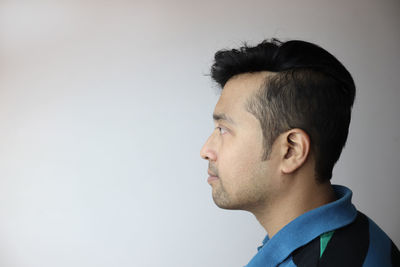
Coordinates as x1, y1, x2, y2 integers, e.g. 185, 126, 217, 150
215, 71, 272, 114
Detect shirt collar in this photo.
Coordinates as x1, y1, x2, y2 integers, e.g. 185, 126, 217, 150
247, 185, 357, 267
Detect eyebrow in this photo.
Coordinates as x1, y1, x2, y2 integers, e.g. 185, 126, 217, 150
213, 113, 236, 125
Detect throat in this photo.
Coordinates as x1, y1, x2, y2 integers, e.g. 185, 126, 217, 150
252, 182, 336, 238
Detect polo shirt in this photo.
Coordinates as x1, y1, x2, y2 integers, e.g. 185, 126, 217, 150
245, 185, 399, 267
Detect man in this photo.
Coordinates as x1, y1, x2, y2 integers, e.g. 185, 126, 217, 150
200, 39, 399, 267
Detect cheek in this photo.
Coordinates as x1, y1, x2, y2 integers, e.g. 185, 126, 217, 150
218, 141, 263, 185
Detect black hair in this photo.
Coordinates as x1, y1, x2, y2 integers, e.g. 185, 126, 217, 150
211, 39, 356, 182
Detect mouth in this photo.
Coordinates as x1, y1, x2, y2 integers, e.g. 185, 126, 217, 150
207, 170, 219, 184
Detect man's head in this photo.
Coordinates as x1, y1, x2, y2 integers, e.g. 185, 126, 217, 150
200, 39, 355, 211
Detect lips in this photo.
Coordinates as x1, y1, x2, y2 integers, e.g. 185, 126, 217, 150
208, 170, 217, 177
207, 169, 219, 184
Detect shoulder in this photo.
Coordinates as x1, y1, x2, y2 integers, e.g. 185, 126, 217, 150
361, 214, 399, 267
292, 212, 399, 267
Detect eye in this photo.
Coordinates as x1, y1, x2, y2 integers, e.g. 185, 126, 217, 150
217, 126, 228, 135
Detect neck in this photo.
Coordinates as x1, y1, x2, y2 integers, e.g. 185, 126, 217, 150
251, 177, 336, 238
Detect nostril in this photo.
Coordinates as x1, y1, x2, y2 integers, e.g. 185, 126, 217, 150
200, 152, 209, 160
201, 150, 216, 161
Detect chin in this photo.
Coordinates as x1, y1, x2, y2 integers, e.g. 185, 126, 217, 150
213, 195, 242, 210
215, 202, 236, 210
213, 194, 256, 211
212, 186, 247, 210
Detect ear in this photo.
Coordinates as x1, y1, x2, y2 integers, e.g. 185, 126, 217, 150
279, 129, 311, 174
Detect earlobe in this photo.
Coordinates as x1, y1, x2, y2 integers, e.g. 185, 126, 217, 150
281, 129, 310, 174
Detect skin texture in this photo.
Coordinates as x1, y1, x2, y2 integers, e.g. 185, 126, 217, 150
200, 72, 336, 237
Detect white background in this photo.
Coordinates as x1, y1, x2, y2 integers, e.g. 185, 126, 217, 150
0, 0, 399, 266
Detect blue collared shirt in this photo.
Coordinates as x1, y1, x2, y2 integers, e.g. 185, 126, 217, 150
245, 185, 358, 267
245, 185, 399, 266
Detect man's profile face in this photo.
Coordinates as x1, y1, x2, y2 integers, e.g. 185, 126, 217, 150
200, 72, 280, 211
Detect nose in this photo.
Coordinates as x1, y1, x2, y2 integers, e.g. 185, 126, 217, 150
200, 134, 217, 161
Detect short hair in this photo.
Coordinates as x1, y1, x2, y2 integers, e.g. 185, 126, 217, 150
210, 39, 356, 182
